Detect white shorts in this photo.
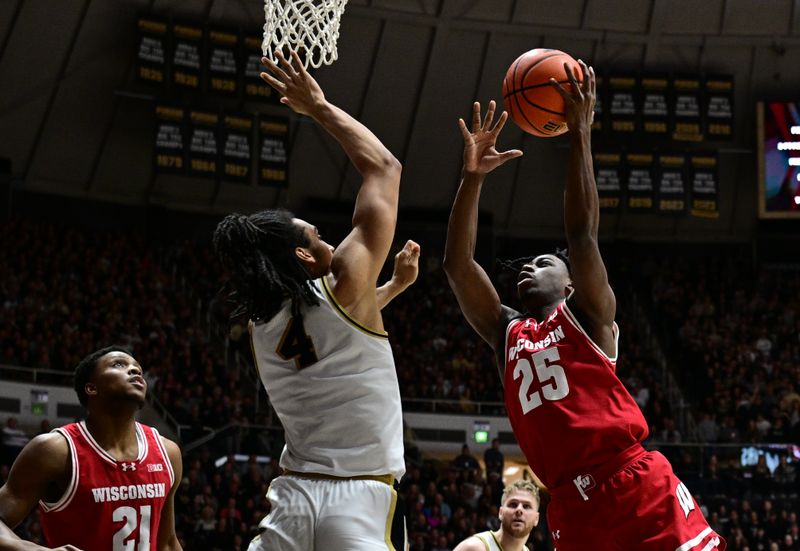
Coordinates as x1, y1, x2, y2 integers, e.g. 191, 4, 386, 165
248, 475, 407, 551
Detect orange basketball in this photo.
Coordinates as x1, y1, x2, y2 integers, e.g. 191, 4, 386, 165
502, 49, 583, 138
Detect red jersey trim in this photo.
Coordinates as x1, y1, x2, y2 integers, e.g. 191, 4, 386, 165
76, 421, 148, 467
503, 318, 525, 376
151, 427, 175, 487
560, 301, 620, 363
39, 428, 79, 513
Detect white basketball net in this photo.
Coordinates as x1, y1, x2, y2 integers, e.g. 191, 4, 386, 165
262, 0, 348, 69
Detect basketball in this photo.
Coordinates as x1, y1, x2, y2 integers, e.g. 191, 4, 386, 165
502, 48, 583, 137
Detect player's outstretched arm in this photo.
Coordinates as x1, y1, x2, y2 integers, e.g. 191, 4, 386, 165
156, 438, 183, 551
0, 434, 82, 551
261, 51, 401, 319
376, 240, 420, 310
551, 61, 617, 347
444, 101, 523, 352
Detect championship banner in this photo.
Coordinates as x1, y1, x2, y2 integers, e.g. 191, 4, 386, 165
640, 74, 670, 137
172, 22, 203, 90
689, 153, 719, 218
705, 75, 734, 140
258, 117, 289, 186
591, 73, 604, 134
243, 35, 278, 102
207, 27, 239, 96
593, 152, 623, 210
154, 105, 185, 173
672, 75, 703, 141
221, 114, 252, 183
655, 153, 687, 214
187, 110, 219, 178
137, 17, 168, 84
608, 74, 638, 134
624, 152, 655, 211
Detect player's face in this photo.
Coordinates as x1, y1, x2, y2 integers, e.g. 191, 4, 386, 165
499, 490, 539, 539
88, 351, 147, 406
517, 255, 570, 304
293, 218, 334, 278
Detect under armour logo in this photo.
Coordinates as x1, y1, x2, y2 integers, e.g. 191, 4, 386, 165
121, 462, 137, 471
573, 474, 595, 501
552, 530, 560, 540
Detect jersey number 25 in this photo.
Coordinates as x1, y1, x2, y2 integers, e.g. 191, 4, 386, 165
513, 348, 570, 414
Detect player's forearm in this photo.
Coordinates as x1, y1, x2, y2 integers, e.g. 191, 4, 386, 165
563, 128, 599, 244
376, 278, 407, 310
444, 171, 484, 273
310, 101, 400, 177
0, 527, 41, 551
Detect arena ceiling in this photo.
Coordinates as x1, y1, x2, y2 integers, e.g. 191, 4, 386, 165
1, 0, 799, 240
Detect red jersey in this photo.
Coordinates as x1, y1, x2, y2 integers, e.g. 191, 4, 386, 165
39, 421, 175, 550
503, 300, 648, 489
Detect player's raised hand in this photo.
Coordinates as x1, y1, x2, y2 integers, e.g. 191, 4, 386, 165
459, 100, 523, 177
391, 240, 421, 289
549, 59, 595, 133
260, 50, 326, 117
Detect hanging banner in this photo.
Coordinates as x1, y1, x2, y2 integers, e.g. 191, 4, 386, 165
672, 75, 703, 141
137, 17, 168, 84
154, 105, 185, 173
221, 114, 252, 183
207, 27, 239, 96
625, 152, 655, 211
187, 110, 218, 178
689, 153, 719, 218
259, 117, 289, 186
655, 153, 687, 214
172, 22, 203, 90
705, 75, 734, 140
243, 35, 278, 102
594, 152, 623, 210
608, 74, 638, 134
640, 74, 670, 137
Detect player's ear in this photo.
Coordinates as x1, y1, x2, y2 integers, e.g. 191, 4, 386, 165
85, 383, 98, 398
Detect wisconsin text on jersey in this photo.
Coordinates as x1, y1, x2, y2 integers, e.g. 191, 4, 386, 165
508, 325, 565, 362
91, 483, 167, 503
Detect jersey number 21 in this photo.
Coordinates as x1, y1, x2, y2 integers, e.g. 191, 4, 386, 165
513, 348, 570, 414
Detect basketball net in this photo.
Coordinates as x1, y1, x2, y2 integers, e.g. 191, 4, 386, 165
262, 0, 348, 69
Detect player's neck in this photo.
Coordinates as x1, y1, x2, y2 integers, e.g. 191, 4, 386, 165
494, 528, 527, 551
84, 412, 139, 460
525, 298, 563, 322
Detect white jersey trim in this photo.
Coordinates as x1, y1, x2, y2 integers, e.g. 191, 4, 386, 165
320, 276, 389, 339
77, 421, 147, 467
675, 527, 713, 551
151, 427, 175, 488
503, 318, 525, 377
39, 428, 79, 513
560, 300, 619, 363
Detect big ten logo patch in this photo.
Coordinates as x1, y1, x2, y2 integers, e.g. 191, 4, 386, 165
147, 463, 164, 472
675, 482, 695, 518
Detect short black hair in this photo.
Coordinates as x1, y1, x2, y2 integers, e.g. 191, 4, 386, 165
498, 248, 571, 275
74, 345, 133, 407
553, 247, 571, 275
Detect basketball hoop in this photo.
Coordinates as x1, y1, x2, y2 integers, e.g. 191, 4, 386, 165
262, 0, 348, 69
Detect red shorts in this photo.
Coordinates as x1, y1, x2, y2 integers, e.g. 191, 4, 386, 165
547, 447, 726, 551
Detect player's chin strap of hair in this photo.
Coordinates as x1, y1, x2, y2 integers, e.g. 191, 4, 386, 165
497, 256, 535, 273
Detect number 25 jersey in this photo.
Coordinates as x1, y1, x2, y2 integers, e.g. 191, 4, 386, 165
503, 300, 648, 490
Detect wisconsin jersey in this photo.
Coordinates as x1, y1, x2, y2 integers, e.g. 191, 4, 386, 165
503, 299, 648, 489
250, 276, 405, 480
39, 421, 175, 550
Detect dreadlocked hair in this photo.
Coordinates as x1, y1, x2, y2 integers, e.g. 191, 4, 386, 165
213, 209, 319, 322
497, 248, 571, 275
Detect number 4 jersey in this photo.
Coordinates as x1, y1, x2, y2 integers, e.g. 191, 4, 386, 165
504, 299, 648, 490
39, 421, 175, 550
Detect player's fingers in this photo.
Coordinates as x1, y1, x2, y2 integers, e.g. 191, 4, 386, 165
491, 111, 509, 135
482, 100, 496, 131
275, 50, 296, 76
589, 65, 596, 95
260, 71, 286, 91
472, 102, 482, 131
499, 149, 524, 162
262, 57, 290, 83
290, 50, 307, 75
458, 118, 472, 140
564, 62, 580, 92
404, 239, 421, 255
549, 78, 570, 100
577, 59, 590, 92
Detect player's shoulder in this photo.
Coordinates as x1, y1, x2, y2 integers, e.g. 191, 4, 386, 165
13, 432, 70, 474
453, 534, 490, 551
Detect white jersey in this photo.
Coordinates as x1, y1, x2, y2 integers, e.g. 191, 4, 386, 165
472, 531, 503, 551
250, 276, 405, 480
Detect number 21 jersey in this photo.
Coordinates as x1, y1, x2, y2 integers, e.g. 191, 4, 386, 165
39, 421, 175, 550
503, 300, 648, 490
